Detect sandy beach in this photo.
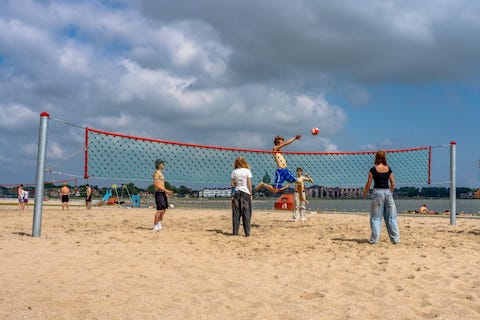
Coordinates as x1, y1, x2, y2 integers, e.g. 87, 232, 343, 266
1, 201, 479, 320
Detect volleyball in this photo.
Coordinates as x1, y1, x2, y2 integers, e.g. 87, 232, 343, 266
311, 127, 320, 135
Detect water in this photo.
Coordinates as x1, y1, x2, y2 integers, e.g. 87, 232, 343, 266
171, 198, 480, 215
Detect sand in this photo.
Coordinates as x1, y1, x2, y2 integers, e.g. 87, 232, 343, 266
1, 201, 479, 320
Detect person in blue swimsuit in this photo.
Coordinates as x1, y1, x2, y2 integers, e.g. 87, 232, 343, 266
256, 134, 302, 193
363, 150, 400, 244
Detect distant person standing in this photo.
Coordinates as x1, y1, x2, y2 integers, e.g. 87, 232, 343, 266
85, 184, 92, 210
153, 159, 172, 231
60, 183, 70, 211
293, 167, 314, 222
22, 189, 29, 209
17, 185, 25, 210
362, 150, 400, 244
231, 156, 253, 237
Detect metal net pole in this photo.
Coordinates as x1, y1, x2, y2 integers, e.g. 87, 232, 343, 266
32, 112, 50, 237
449, 141, 456, 225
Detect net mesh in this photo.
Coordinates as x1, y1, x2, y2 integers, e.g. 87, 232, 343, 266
85, 128, 431, 187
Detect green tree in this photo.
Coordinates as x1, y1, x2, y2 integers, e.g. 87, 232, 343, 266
146, 181, 177, 194
262, 172, 271, 184
398, 186, 419, 197
420, 187, 449, 198
456, 187, 472, 197
146, 184, 155, 193
177, 185, 191, 197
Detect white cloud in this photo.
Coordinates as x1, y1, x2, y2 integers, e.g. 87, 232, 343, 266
0, 104, 37, 129
21, 142, 38, 157
156, 22, 231, 79
0, 0, 478, 187
59, 43, 93, 76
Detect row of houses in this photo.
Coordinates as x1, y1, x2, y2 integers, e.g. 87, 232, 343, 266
198, 185, 365, 198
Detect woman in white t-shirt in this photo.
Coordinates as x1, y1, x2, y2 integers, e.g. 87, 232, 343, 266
231, 156, 253, 236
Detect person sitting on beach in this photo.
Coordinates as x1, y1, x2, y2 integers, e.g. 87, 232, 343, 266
419, 204, 436, 214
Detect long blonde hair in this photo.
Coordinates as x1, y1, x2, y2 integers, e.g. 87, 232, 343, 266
374, 150, 387, 165
234, 156, 250, 169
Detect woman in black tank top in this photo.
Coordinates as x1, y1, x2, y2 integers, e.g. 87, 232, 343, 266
362, 151, 400, 244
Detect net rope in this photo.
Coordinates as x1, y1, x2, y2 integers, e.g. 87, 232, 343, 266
85, 128, 431, 187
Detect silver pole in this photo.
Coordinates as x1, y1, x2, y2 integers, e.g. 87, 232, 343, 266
449, 141, 456, 225
32, 112, 50, 237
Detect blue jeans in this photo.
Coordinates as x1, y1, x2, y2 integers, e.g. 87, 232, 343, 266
370, 189, 400, 244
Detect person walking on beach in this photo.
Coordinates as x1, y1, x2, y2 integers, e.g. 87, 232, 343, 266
256, 134, 302, 193
293, 167, 314, 222
18, 185, 25, 210
362, 150, 400, 244
85, 184, 92, 210
153, 159, 172, 231
231, 156, 253, 237
60, 183, 70, 211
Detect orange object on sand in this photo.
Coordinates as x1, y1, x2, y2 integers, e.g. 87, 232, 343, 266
107, 197, 119, 205
274, 194, 294, 210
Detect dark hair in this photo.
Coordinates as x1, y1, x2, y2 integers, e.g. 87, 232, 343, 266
155, 159, 164, 169
274, 136, 284, 145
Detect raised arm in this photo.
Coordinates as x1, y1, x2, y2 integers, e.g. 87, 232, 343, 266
273, 135, 302, 151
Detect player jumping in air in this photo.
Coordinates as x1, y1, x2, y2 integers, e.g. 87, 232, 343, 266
256, 134, 302, 193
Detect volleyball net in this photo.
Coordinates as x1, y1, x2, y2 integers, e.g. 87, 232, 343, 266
30, 113, 457, 237
85, 128, 432, 187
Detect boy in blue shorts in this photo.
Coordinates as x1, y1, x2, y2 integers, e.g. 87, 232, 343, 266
256, 134, 302, 193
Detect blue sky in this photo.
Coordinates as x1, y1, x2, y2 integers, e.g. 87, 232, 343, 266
0, 0, 479, 188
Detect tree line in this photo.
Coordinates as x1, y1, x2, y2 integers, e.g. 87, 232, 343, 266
396, 186, 473, 198
2, 183, 476, 199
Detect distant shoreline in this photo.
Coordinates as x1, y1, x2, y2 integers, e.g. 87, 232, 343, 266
2, 198, 479, 217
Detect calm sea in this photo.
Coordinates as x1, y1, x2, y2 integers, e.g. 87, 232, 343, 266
171, 198, 480, 215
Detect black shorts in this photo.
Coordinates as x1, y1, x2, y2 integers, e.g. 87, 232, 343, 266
85, 195, 92, 202
155, 191, 168, 210
61, 195, 69, 203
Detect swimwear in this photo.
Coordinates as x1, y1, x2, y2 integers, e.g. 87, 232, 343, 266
155, 190, 169, 210
273, 168, 297, 189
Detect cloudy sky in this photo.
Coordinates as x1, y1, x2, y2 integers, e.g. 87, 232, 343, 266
1, 0, 479, 188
